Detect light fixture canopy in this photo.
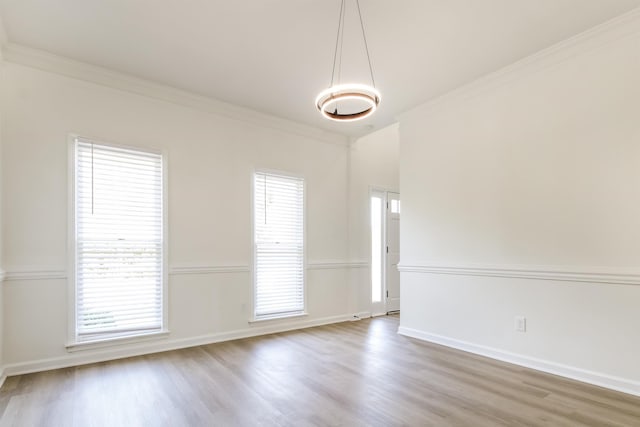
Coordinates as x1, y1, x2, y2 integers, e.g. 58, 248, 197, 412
316, 0, 380, 122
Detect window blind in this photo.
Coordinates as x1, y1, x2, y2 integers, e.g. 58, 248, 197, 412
75, 138, 163, 341
254, 172, 304, 318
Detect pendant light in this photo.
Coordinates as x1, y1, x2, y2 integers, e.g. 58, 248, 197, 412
316, 0, 380, 122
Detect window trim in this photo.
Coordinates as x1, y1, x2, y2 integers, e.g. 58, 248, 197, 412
251, 169, 307, 322
67, 134, 169, 349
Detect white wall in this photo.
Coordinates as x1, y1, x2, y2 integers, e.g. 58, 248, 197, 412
1, 61, 356, 373
398, 16, 640, 395
348, 124, 400, 316
0, 49, 4, 380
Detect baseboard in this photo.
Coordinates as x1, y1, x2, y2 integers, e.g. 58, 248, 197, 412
0, 367, 6, 389
398, 326, 640, 397
351, 311, 372, 320
3, 314, 352, 378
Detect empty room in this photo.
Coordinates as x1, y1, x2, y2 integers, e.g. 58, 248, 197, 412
0, 0, 640, 425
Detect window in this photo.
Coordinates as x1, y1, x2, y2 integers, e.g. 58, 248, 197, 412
254, 172, 305, 319
73, 137, 164, 342
371, 193, 384, 303
390, 198, 401, 214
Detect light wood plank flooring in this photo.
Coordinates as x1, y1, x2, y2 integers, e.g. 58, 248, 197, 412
1, 315, 639, 426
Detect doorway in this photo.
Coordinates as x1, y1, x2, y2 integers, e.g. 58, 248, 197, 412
386, 192, 400, 313
370, 190, 400, 316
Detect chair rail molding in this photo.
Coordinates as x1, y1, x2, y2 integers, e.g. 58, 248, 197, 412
4, 268, 68, 281
307, 260, 369, 270
398, 263, 640, 286
168, 265, 250, 275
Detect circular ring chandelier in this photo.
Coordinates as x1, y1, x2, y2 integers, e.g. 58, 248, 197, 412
315, 84, 381, 122
316, 0, 380, 122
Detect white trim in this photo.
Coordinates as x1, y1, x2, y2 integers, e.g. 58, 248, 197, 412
399, 7, 640, 123
0, 13, 7, 47
307, 260, 369, 270
3, 265, 251, 280
348, 261, 369, 269
161, 148, 170, 338
4, 269, 67, 281
351, 311, 372, 320
2, 314, 352, 378
398, 326, 640, 397
67, 135, 77, 353
370, 188, 387, 315
398, 263, 640, 286
0, 368, 6, 390
1, 43, 349, 147
66, 330, 170, 352
72, 133, 162, 156
169, 265, 250, 275
250, 169, 258, 319
384, 191, 400, 315
248, 312, 308, 324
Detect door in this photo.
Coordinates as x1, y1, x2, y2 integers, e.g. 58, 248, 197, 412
386, 192, 400, 313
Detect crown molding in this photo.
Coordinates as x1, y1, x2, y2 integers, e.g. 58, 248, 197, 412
1, 43, 349, 147
398, 263, 640, 286
399, 6, 640, 122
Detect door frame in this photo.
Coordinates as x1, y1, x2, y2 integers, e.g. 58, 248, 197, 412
369, 186, 399, 316
385, 191, 400, 314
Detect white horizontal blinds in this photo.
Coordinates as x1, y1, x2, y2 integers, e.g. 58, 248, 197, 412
75, 139, 163, 340
254, 172, 304, 318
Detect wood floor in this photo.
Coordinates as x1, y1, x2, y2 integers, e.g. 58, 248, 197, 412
1, 316, 639, 426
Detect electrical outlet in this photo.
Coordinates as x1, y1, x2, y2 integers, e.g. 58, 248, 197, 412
515, 316, 526, 332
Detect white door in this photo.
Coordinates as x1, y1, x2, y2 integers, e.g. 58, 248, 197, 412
386, 192, 400, 313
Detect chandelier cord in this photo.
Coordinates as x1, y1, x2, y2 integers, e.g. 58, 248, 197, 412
337, 3, 346, 86
355, 0, 376, 88
317, 0, 380, 122
330, 0, 346, 87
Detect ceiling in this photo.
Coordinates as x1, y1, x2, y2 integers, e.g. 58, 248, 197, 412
1, 0, 639, 137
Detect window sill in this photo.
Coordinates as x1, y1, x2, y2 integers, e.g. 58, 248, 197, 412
248, 312, 308, 325
66, 330, 170, 353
